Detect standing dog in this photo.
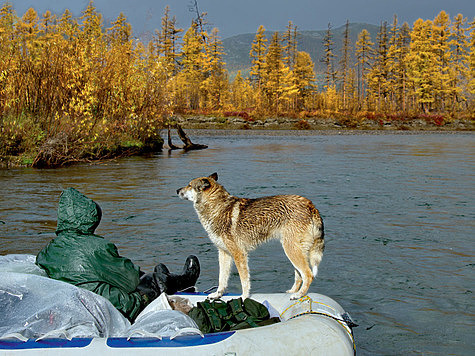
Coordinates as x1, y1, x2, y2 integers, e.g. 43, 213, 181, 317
177, 173, 324, 300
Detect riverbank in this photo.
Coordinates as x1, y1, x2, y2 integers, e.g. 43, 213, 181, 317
0, 137, 164, 169
175, 114, 474, 131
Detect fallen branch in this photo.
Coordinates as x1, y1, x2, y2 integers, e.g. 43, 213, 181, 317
167, 124, 208, 151
167, 126, 180, 150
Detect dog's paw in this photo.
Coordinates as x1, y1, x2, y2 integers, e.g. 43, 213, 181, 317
286, 288, 297, 294
207, 291, 223, 300
240, 294, 250, 300
290, 293, 303, 300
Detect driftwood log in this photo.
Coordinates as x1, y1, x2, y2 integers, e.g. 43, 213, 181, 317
167, 125, 208, 151
167, 126, 180, 150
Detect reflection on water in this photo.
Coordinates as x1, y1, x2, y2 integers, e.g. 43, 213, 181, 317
0, 131, 474, 355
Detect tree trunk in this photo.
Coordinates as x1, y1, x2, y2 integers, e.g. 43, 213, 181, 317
167, 124, 208, 151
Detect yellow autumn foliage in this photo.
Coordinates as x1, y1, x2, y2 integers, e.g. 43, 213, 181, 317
0, 3, 473, 163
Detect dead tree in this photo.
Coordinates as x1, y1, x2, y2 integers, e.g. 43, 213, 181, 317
167, 124, 208, 151
167, 126, 180, 150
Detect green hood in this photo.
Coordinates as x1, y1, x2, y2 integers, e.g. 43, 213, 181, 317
56, 188, 102, 235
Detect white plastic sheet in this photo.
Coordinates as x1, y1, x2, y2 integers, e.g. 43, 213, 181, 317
0, 254, 47, 276
0, 272, 130, 340
127, 293, 202, 339
0, 254, 202, 341
127, 309, 202, 339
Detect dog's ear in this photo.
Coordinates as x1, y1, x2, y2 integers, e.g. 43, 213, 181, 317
198, 178, 211, 191
208, 173, 218, 181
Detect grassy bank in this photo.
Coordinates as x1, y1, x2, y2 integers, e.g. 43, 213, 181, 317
0, 114, 164, 168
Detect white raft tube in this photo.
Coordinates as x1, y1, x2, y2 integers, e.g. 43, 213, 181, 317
0, 292, 356, 356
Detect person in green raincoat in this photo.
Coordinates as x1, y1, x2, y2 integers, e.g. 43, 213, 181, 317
36, 188, 200, 322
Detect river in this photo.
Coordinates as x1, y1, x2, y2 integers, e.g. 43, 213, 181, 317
0, 130, 473, 355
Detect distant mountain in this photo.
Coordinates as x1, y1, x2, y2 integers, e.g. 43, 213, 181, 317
222, 23, 380, 77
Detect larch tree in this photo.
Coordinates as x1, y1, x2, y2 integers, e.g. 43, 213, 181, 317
432, 10, 452, 111
229, 70, 253, 110
202, 27, 228, 109
406, 19, 437, 113
386, 15, 399, 109
249, 25, 267, 90
156, 6, 183, 75
339, 20, 352, 110
367, 21, 390, 111
264, 31, 286, 113
282, 21, 298, 69
176, 22, 206, 110
321, 22, 336, 90
449, 13, 469, 110
388, 19, 411, 112
468, 18, 475, 108
355, 28, 374, 103
293, 51, 316, 110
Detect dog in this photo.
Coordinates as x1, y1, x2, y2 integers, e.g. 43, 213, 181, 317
177, 173, 324, 300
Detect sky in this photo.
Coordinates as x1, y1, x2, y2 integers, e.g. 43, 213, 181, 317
6, 0, 475, 39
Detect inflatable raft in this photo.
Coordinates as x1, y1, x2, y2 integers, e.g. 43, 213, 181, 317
0, 291, 355, 355
0, 256, 356, 355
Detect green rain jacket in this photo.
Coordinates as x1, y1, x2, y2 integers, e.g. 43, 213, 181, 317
36, 188, 144, 321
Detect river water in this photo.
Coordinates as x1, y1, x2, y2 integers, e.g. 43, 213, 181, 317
0, 130, 474, 355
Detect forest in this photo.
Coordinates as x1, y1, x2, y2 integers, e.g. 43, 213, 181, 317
0, 1, 474, 166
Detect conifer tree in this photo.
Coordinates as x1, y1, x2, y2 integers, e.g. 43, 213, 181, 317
406, 18, 437, 113
388, 19, 411, 112
339, 20, 352, 109
367, 21, 389, 110
249, 25, 267, 90
432, 11, 451, 110
80, 1, 103, 51
156, 6, 183, 74
386, 15, 399, 109
293, 51, 316, 109
106, 12, 131, 45
468, 18, 475, 106
229, 70, 253, 110
177, 22, 205, 110
355, 29, 374, 102
321, 23, 336, 90
282, 21, 298, 68
202, 27, 228, 109
449, 13, 468, 110
264, 31, 286, 113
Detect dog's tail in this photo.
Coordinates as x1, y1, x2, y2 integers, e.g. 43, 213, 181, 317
309, 210, 325, 278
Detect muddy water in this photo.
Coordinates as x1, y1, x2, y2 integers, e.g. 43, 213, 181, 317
0, 131, 473, 355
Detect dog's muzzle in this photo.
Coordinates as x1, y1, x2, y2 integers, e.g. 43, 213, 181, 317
177, 187, 186, 200
177, 187, 194, 201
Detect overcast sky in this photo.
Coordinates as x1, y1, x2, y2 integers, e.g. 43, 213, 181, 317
7, 0, 475, 38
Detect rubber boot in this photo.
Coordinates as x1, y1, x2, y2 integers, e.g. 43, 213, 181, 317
154, 255, 200, 295
136, 273, 161, 305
